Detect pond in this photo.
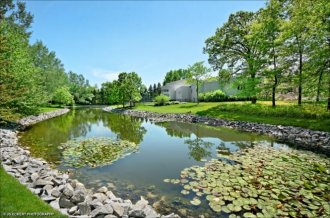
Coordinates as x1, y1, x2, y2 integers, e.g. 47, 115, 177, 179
18, 108, 329, 217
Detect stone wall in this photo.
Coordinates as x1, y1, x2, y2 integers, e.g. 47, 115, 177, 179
1, 109, 179, 218
104, 107, 330, 156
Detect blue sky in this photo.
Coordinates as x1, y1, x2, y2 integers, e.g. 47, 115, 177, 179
26, 1, 265, 87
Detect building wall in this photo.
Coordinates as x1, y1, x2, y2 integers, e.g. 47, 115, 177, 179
161, 79, 237, 102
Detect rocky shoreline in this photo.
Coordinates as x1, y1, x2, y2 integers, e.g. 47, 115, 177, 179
0, 109, 178, 218
104, 107, 330, 156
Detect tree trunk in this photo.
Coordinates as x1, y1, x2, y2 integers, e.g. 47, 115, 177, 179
196, 79, 199, 104
316, 70, 323, 102
298, 50, 303, 106
328, 76, 330, 111
272, 52, 278, 108
272, 75, 277, 107
251, 73, 257, 104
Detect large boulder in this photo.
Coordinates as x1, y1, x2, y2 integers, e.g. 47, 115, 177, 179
90, 204, 113, 218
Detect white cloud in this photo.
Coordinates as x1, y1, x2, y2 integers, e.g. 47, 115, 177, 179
91, 68, 120, 82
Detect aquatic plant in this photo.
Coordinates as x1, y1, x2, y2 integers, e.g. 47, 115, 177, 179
61, 137, 138, 167
164, 145, 330, 217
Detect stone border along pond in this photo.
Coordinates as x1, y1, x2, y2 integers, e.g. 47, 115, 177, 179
104, 107, 330, 156
0, 109, 180, 218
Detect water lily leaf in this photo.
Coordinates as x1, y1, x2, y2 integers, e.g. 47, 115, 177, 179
181, 190, 190, 195
243, 212, 256, 218
163, 179, 170, 183
190, 197, 201, 206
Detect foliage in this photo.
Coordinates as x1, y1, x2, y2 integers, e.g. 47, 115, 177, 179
0, 20, 45, 119
61, 137, 138, 168
163, 69, 190, 85
205, 0, 329, 109
164, 145, 330, 217
52, 87, 74, 106
0, 167, 67, 218
68, 71, 94, 104
205, 11, 263, 104
187, 61, 211, 103
29, 41, 69, 102
198, 90, 226, 102
154, 94, 170, 106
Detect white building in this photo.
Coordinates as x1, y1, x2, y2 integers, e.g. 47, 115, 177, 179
161, 79, 237, 102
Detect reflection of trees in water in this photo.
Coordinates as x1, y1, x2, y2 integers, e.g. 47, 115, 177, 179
156, 122, 191, 138
19, 108, 147, 163
184, 137, 214, 161
102, 113, 147, 144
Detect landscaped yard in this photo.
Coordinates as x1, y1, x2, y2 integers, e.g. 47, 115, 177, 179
134, 101, 330, 132
0, 167, 67, 218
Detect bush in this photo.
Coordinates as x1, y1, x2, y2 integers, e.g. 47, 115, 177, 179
198, 90, 252, 102
198, 90, 227, 102
154, 94, 170, 106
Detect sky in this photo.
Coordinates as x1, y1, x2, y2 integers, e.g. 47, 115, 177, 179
25, 1, 265, 87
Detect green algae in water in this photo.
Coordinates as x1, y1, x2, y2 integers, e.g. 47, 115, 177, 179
165, 145, 330, 217
61, 137, 138, 168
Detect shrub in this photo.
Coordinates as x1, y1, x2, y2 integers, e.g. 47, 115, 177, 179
154, 94, 170, 106
198, 90, 227, 102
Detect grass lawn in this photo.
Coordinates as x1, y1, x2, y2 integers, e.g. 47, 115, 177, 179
134, 101, 330, 132
0, 167, 67, 218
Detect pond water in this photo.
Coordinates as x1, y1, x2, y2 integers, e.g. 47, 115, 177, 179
19, 108, 286, 217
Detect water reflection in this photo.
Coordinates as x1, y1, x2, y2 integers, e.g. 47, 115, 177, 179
184, 137, 213, 161
19, 108, 147, 163
102, 113, 147, 144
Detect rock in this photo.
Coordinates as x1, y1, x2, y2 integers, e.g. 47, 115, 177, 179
68, 206, 78, 215
106, 191, 117, 200
104, 215, 118, 218
134, 197, 149, 210
78, 202, 91, 215
13, 155, 25, 164
111, 202, 124, 217
43, 184, 53, 195
90, 204, 113, 218
51, 188, 61, 198
59, 196, 75, 208
50, 199, 60, 210
75, 182, 87, 192
93, 193, 107, 203
71, 190, 86, 203
33, 179, 53, 187
41, 195, 56, 203
143, 205, 159, 217
63, 183, 74, 198
30, 188, 42, 195
90, 199, 103, 209
161, 213, 181, 218
98, 186, 108, 193
129, 209, 146, 218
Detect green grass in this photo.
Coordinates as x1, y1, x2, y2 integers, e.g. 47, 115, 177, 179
133, 101, 330, 132
39, 107, 62, 113
0, 167, 67, 218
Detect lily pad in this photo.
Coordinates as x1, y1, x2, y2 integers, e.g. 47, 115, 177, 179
190, 197, 201, 206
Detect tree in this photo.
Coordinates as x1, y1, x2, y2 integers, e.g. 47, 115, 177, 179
52, 87, 74, 106
117, 72, 142, 107
153, 83, 157, 98
304, 0, 330, 109
0, 4, 44, 118
204, 11, 263, 104
29, 41, 69, 101
68, 71, 94, 104
187, 61, 211, 103
157, 82, 162, 95
163, 69, 190, 85
280, 0, 313, 106
251, 0, 284, 107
